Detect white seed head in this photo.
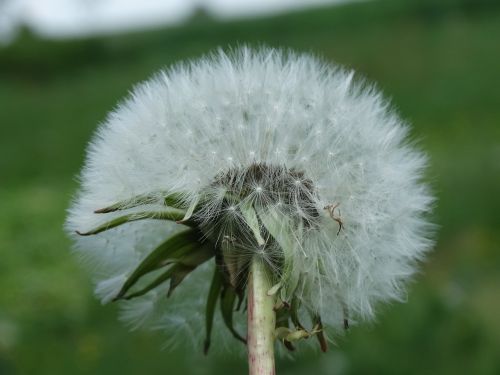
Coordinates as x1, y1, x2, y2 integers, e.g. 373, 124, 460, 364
66, 47, 434, 350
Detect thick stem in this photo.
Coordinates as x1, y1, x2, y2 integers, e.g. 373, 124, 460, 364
247, 257, 276, 375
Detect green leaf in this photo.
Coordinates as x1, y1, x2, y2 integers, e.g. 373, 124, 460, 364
204, 267, 223, 354
94, 191, 186, 213
220, 285, 246, 344
76, 209, 188, 236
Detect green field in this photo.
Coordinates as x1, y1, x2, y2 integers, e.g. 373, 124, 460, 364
1, 0, 499, 374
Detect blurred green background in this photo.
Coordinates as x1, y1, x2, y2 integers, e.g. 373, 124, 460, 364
1, 0, 499, 374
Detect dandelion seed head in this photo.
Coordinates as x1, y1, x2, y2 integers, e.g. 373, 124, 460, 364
66, 46, 434, 350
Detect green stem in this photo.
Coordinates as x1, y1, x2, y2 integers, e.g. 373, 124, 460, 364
247, 257, 276, 375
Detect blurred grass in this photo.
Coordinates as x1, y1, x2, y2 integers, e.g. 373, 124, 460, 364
1, 0, 499, 374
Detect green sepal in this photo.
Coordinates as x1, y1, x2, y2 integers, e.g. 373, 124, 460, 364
123, 263, 189, 300
177, 195, 200, 223
221, 236, 239, 287
166, 265, 195, 297
275, 327, 296, 351
203, 266, 223, 354
275, 326, 310, 343
275, 300, 290, 323
274, 306, 296, 351
256, 207, 300, 300
312, 314, 328, 353
112, 229, 202, 300
283, 338, 296, 352
267, 282, 281, 296
290, 296, 304, 330
239, 201, 265, 247
235, 287, 246, 312
76, 209, 188, 236
173, 241, 215, 267
284, 329, 310, 342
94, 191, 186, 213
274, 326, 292, 340
121, 240, 214, 300
220, 285, 246, 344
342, 303, 350, 330
276, 311, 327, 348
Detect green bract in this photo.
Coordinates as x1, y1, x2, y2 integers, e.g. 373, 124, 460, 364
78, 163, 334, 353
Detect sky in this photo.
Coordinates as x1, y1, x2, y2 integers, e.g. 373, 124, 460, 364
0, 0, 351, 44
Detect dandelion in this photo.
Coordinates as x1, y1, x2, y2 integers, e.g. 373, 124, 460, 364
66, 47, 434, 374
